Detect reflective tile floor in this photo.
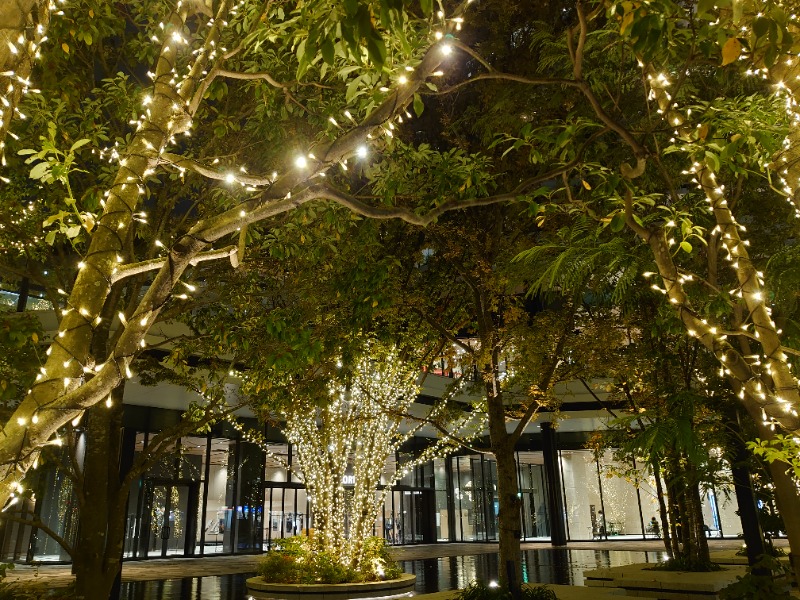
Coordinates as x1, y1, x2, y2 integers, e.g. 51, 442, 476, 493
119, 549, 662, 599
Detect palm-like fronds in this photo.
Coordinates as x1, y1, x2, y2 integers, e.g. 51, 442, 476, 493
515, 217, 645, 304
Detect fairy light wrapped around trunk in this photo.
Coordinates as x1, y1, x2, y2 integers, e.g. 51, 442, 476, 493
277, 344, 481, 572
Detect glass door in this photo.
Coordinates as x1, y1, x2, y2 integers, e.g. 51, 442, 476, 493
140, 480, 199, 557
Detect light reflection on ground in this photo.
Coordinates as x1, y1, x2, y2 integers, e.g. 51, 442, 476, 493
119, 549, 661, 599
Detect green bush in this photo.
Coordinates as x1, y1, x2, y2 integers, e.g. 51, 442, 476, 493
257, 536, 402, 584
719, 556, 792, 600
454, 580, 557, 600
258, 552, 302, 584
361, 536, 402, 580
0, 564, 75, 600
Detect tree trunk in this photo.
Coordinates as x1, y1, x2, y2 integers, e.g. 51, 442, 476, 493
485, 375, 521, 593
73, 391, 126, 600
652, 461, 673, 558
666, 479, 681, 557
745, 401, 800, 580
688, 478, 710, 565
494, 441, 522, 594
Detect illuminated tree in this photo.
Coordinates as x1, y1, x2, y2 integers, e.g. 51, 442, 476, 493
0, 0, 480, 509
248, 343, 482, 574
0, 0, 50, 158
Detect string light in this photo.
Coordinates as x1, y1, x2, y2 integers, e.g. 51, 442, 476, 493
0, 0, 476, 490
243, 346, 481, 569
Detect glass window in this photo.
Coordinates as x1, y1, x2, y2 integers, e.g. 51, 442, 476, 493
178, 436, 207, 481
710, 478, 742, 537
452, 455, 486, 541
206, 438, 234, 554
560, 450, 602, 540
233, 442, 264, 553
264, 443, 289, 483
433, 458, 450, 541
517, 451, 549, 540
637, 466, 664, 539
598, 450, 644, 537
30, 464, 78, 561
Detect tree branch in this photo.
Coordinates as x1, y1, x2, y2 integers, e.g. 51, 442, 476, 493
110, 245, 239, 284
159, 153, 277, 187
0, 512, 74, 559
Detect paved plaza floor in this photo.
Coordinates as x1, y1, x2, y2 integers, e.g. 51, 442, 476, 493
4, 538, 788, 588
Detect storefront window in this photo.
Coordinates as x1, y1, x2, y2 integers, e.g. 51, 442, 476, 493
637, 466, 663, 538
202, 438, 233, 554
598, 450, 644, 538
560, 450, 602, 540
452, 456, 475, 541
232, 441, 264, 553
433, 458, 451, 541
30, 465, 78, 561
264, 443, 289, 483
703, 476, 742, 538
516, 452, 549, 540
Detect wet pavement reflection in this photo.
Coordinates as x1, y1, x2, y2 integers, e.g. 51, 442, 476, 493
120, 549, 662, 599
400, 549, 661, 593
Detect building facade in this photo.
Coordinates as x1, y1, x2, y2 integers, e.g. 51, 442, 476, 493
1, 400, 744, 563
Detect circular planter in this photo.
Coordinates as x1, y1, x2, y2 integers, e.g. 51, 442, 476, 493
246, 573, 417, 600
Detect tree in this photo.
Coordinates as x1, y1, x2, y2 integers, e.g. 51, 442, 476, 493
415, 0, 800, 573
0, 0, 50, 157
0, 0, 484, 508
5, 0, 800, 580
258, 342, 481, 574
366, 202, 590, 590
1, 382, 232, 600
588, 292, 740, 569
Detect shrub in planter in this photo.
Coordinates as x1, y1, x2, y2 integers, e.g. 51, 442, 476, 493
454, 581, 557, 600
257, 535, 401, 584
719, 556, 792, 600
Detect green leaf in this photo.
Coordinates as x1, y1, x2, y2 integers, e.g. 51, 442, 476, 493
413, 93, 424, 117
752, 17, 769, 38
69, 139, 90, 152
704, 151, 720, 172
29, 162, 49, 180
420, 0, 432, 16
346, 77, 362, 103
344, 0, 358, 17
764, 44, 777, 68
610, 212, 626, 233
366, 34, 386, 68
696, 0, 717, 18
45, 231, 56, 245
66, 225, 82, 238
680, 241, 693, 254
42, 214, 60, 227
321, 39, 335, 65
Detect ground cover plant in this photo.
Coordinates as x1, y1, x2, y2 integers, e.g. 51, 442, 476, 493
257, 535, 401, 584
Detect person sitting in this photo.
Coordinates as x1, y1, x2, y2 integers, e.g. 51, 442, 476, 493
647, 516, 660, 538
